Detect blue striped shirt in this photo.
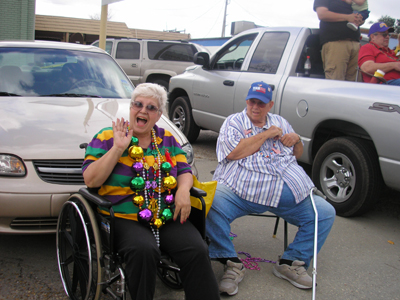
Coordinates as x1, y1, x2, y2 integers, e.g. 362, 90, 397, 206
213, 109, 314, 207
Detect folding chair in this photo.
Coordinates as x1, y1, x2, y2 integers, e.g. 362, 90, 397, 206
356, 66, 388, 84
250, 213, 288, 250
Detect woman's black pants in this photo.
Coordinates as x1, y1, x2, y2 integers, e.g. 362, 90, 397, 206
114, 218, 220, 300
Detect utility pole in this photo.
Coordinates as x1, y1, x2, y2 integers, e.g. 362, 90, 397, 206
99, 4, 108, 50
221, 0, 228, 37
99, 0, 124, 50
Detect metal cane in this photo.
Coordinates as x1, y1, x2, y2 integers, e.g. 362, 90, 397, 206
309, 187, 326, 300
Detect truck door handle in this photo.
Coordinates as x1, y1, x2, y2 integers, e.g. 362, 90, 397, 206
131, 64, 137, 67
223, 80, 234, 86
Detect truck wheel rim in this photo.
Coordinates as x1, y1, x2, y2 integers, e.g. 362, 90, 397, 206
172, 106, 185, 131
319, 152, 356, 203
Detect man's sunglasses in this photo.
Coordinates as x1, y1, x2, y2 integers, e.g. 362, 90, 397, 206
374, 32, 391, 38
131, 101, 160, 114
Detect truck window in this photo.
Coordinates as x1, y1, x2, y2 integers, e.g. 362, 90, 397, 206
248, 32, 289, 74
295, 34, 324, 77
147, 42, 197, 62
92, 41, 113, 55
116, 42, 140, 59
212, 33, 258, 71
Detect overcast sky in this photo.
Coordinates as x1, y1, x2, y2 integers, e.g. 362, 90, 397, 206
35, 0, 400, 39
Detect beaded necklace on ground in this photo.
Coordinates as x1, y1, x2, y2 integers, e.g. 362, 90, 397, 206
128, 128, 177, 247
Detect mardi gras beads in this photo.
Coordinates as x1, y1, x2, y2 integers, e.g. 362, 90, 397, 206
127, 130, 177, 247
129, 137, 146, 210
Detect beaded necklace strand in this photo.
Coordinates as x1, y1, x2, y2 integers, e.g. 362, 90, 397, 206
128, 129, 177, 247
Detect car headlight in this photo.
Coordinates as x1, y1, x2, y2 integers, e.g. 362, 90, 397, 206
0, 154, 26, 176
182, 143, 194, 165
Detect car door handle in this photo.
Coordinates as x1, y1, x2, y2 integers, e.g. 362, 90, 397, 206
131, 64, 137, 67
223, 80, 234, 86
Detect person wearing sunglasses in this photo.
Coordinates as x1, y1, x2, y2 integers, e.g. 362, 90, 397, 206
358, 22, 400, 85
82, 83, 220, 300
206, 81, 335, 296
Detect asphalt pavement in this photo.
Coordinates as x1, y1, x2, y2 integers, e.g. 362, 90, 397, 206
1, 130, 399, 300
186, 130, 400, 300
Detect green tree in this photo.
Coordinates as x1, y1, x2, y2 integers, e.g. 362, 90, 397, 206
377, 15, 400, 34
378, 15, 395, 27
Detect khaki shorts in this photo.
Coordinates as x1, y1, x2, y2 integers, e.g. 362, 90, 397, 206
321, 40, 360, 81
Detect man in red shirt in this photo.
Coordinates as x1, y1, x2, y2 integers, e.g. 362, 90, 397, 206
358, 22, 400, 85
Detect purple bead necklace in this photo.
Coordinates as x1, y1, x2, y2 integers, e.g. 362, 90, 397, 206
128, 129, 177, 247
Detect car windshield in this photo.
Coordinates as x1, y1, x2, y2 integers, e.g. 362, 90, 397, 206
0, 47, 134, 98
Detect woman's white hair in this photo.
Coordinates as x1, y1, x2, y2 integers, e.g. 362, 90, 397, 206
130, 83, 167, 113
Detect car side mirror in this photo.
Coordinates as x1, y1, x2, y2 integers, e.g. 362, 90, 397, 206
194, 52, 210, 69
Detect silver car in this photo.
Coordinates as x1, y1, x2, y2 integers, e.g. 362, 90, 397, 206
0, 41, 196, 234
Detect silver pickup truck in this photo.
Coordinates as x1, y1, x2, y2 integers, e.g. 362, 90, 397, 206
168, 26, 400, 217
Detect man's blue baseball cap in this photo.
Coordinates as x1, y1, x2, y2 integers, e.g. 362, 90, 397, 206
245, 81, 273, 104
368, 22, 394, 37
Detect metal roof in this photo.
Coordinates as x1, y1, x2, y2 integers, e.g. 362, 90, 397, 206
35, 15, 190, 40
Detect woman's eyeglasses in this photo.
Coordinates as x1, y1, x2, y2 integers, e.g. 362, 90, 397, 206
131, 101, 160, 114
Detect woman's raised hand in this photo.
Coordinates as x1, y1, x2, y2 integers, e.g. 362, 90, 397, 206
112, 117, 133, 151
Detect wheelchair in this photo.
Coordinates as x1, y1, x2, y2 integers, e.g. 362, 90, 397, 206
56, 186, 208, 300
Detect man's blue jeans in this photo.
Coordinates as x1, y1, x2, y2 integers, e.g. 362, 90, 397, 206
387, 78, 400, 86
206, 183, 335, 269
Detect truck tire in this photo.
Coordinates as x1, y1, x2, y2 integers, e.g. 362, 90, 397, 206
169, 96, 200, 143
311, 137, 382, 217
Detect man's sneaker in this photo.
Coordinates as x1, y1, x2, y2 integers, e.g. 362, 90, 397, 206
347, 22, 358, 31
219, 260, 246, 295
273, 260, 312, 289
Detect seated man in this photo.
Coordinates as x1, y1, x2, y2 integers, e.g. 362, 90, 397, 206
206, 81, 336, 296
358, 22, 400, 85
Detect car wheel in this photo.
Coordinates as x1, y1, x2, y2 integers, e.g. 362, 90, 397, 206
312, 137, 382, 217
169, 96, 200, 143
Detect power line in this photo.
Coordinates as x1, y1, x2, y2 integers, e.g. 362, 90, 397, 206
202, 2, 226, 38
231, 0, 268, 25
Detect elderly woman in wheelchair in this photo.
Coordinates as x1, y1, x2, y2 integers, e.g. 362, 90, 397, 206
57, 83, 220, 300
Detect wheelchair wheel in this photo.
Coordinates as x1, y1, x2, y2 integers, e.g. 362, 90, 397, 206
56, 193, 103, 300
157, 256, 183, 290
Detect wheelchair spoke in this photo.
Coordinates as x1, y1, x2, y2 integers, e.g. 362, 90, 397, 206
62, 254, 74, 267
61, 228, 74, 249
68, 206, 79, 242
71, 263, 79, 294
71, 260, 88, 299
77, 263, 89, 299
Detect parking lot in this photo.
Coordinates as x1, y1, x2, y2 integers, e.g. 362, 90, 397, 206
0, 130, 399, 299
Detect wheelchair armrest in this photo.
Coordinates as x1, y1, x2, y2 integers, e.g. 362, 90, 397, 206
190, 186, 207, 198
79, 187, 113, 208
